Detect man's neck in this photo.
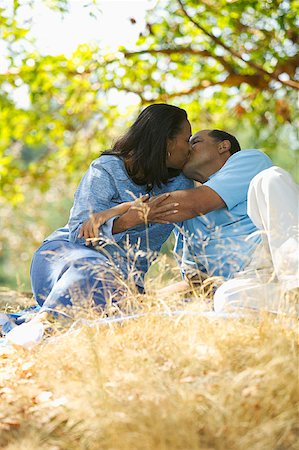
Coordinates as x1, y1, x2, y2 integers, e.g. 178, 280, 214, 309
194, 155, 231, 183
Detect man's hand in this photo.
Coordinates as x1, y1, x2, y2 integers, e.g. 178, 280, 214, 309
148, 186, 225, 223
134, 193, 180, 224
112, 193, 180, 234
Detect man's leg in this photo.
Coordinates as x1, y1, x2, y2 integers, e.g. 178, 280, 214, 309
214, 167, 299, 313
247, 166, 299, 291
214, 271, 282, 313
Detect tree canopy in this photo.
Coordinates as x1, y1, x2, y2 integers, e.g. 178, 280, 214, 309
1, 0, 298, 207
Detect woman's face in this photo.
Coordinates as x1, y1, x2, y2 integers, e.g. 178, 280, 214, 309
166, 120, 192, 170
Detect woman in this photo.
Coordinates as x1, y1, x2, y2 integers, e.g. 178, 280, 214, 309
29, 103, 193, 316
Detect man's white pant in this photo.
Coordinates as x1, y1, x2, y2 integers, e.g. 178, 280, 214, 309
214, 167, 299, 313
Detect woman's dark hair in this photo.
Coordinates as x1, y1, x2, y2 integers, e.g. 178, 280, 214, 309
208, 130, 241, 155
110, 103, 188, 188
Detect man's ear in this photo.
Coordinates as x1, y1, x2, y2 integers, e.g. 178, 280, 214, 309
218, 139, 231, 154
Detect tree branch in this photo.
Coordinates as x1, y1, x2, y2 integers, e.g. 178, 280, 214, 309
177, 0, 299, 90
124, 47, 210, 57
273, 54, 299, 78
140, 72, 270, 103
124, 46, 236, 73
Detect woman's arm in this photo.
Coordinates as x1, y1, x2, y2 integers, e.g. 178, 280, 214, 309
112, 194, 180, 234
78, 192, 177, 242
68, 162, 120, 242
78, 201, 133, 244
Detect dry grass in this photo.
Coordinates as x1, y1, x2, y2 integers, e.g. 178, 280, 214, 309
0, 288, 298, 450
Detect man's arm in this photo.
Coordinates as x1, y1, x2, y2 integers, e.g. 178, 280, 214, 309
157, 186, 225, 221
112, 186, 225, 233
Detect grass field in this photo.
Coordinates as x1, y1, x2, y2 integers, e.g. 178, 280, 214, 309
0, 287, 298, 450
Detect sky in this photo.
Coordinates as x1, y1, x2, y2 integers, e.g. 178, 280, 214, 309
30, 0, 157, 56
2, 0, 157, 108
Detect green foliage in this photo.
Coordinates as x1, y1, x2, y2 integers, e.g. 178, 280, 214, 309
1, 0, 298, 207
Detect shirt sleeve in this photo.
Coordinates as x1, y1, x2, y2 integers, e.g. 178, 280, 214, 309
68, 160, 126, 244
205, 151, 273, 210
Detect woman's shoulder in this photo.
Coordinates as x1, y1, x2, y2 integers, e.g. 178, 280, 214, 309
90, 153, 126, 173
154, 172, 193, 194
169, 172, 194, 189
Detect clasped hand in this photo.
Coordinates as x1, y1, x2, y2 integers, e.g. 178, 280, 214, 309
132, 193, 179, 224
79, 193, 179, 245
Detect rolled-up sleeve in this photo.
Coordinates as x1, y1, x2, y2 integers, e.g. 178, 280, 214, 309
68, 160, 126, 244
205, 151, 273, 210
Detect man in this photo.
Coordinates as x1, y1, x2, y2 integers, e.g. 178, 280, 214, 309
154, 130, 298, 312
172, 130, 272, 281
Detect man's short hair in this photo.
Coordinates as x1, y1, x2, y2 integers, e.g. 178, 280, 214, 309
208, 130, 241, 155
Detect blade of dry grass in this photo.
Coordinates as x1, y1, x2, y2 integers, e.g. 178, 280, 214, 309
0, 290, 298, 450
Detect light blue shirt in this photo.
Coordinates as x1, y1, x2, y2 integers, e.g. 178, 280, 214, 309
175, 149, 273, 279
46, 155, 193, 287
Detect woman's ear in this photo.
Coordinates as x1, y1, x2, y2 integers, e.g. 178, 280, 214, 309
166, 138, 175, 165
167, 137, 175, 153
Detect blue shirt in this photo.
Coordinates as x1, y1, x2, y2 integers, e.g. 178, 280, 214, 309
175, 150, 273, 279
46, 155, 193, 287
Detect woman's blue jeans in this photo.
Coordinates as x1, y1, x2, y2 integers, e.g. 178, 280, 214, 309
30, 240, 130, 315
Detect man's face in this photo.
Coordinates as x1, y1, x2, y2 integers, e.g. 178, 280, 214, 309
183, 130, 220, 179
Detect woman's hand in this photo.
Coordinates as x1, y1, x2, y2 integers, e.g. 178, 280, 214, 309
78, 201, 134, 245
79, 211, 113, 245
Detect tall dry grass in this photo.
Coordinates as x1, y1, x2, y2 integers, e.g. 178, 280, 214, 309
0, 288, 298, 450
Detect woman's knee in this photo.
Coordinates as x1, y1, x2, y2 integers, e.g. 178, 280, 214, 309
32, 242, 124, 310
30, 242, 63, 306
30, 240, 85, 306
